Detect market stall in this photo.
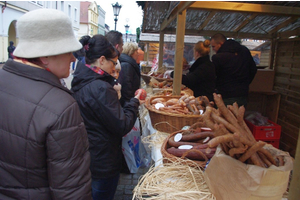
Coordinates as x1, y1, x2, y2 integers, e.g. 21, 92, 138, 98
135, 91, 292, 199
135, 1, 300, 199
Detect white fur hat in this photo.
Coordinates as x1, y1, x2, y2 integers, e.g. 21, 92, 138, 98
14, 9, 82, 58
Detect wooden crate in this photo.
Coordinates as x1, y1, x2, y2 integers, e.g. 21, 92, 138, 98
247, 91, 280, 123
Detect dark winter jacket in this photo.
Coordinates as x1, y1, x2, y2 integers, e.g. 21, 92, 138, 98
118, 53, 141, 106
171, 55, 215, 101
212, 39, 257, 99
0, 59, 92, 200
71, 61, 140, 180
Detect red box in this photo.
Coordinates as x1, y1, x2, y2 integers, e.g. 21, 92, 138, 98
261, 139, 280, 149
245, 119, 281, 140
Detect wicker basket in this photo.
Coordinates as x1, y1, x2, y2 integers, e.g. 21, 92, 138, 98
152, 88, 194, 97
145, 95, 202, 133
161, 130, 208, 168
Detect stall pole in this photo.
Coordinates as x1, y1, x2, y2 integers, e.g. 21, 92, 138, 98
269, 36, 277, 69
172, 9, 186, 96
158, 32, 164, 70
288, 129, 300, 200
146, 43, 149, 65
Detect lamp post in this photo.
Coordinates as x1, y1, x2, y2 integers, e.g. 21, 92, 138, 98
125, 24, 130, 42
112, 2, 122, 31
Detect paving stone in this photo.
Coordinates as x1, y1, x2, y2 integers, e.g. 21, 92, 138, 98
124, 188, 133, 195
122, 195, 133, 200
120, 173, 133, 180
119, 178, 132, 185
114, 160, 152, 199
125, 184, 135, 190
132, 179, 139, 185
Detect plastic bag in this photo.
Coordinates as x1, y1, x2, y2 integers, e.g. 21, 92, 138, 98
122, 118, 151, 173
245, 111, 270, 126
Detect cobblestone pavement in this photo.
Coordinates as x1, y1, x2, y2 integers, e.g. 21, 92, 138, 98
114, 166, 151, 200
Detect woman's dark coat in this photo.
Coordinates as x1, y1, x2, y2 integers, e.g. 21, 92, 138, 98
71, 61, 139, 180
171, 55, 216, 101
118, 53, 141, 106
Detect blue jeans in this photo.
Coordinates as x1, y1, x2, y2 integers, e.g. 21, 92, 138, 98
92, 174, 120, 200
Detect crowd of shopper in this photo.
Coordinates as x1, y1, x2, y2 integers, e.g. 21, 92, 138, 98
0, 8, 257, 200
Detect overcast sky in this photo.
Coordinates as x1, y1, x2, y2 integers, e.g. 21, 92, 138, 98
96, 0, 143, 34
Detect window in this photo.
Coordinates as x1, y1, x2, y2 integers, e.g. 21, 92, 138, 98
45, 1, 51, 8
74, 8, 77, 22
61, 1, 64, 11
68, 5, 71, 17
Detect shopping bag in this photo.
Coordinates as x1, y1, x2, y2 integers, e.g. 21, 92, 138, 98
204, 145, 293, 200
122, 118, 151, 173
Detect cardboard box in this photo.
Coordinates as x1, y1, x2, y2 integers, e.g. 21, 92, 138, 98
249, 69, 275, 92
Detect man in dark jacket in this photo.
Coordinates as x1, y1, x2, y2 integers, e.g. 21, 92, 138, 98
211, 33, 257, 107
106, 30, 123, 54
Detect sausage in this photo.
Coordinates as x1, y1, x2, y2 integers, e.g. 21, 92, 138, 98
179, 94, 189, 102
168, 136, 207, 148
239, 141, 266, 163
186, 104, 195, 113
151, 98, 165, 104
181, 131, 214, 142
208, 134, 235, 148
166, 147, 215, 160
166, 98, 179, 106
191, 104, 200, 114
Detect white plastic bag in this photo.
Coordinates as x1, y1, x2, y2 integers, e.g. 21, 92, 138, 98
122, 118, 151, 173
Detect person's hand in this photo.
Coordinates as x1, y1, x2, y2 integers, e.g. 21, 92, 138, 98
134, 89, 146, 105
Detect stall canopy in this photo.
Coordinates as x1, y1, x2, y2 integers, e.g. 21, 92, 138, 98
140, 1, 300, 95
141, 1, 300, 40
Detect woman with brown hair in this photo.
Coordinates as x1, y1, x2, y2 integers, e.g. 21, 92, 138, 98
170, 40, 216, 101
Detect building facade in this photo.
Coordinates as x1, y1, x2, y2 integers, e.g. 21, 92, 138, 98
97, 5, 105, 36
0, 1, 80, 63
79, 1, 99, 38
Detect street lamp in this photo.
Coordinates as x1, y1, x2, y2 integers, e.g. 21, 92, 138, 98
112, 2, 122, 31
125, 24, 130, 42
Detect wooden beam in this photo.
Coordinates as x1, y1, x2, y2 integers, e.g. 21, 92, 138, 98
277, 27, 300, 38
288, 129, 300, 200
172, 10, 186, 96
163, 28, 274, 40
158, 32, 164, 70
269, 37, 277, 70
233, 13, 258, 32
160, 1, 195, 31
189, 1, 300, 17
252, 41, 271, 51
268, 16, 299, 35
197, 11, 216, 30
146, 43, 149, 65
